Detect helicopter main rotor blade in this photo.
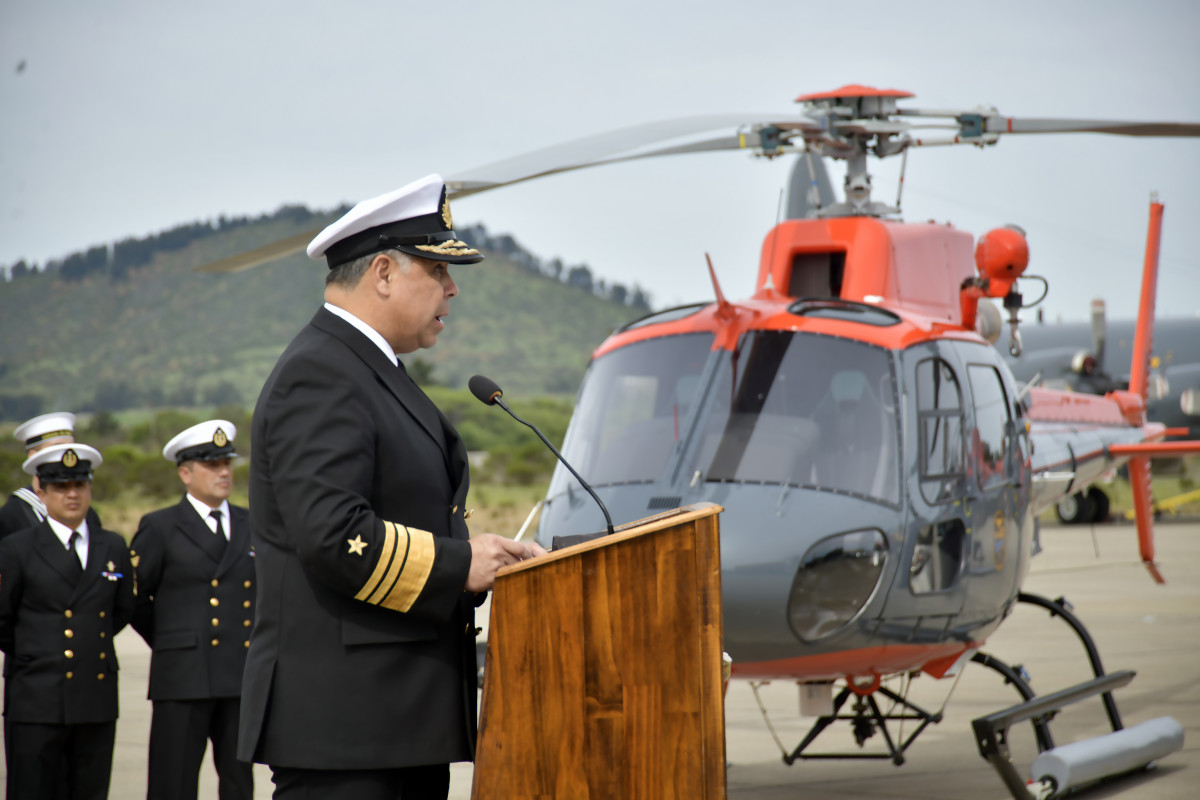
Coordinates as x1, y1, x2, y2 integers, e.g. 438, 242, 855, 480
985, 117, 1200, 137
194, 229, 322, 273
446, 113, 818, 199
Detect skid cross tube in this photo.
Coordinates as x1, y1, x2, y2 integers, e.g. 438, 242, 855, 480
972, 670, 1135, 800
784, 684, 942, 766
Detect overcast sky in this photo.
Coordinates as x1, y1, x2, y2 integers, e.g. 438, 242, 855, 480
2, 0, 1197, 321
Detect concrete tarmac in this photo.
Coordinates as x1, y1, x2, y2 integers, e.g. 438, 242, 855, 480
6, 520, 1195, 798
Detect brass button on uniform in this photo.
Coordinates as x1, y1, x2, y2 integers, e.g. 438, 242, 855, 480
211, 618, 220, 627
65, 650, 75, 659
99, 652, 107, 660
243, 620, 251, 627
451, 505, 458, 515
99, 632, 106, 639
97, 673, 105, 680
64, 629, 74, 638
211, 639, 220, 647
64, 610, 73, 619
243, 641, 250, 648
210, 598, 219, 607
243, 580, 252, 589
211, 579, 219, 588
65, 671, 74, 679
99, 611, 105, 618
464, 509, 475, 520
243, 600, 251, 608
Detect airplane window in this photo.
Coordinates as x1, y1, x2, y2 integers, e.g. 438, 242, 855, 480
968, 364, 1013, 487
701, 331, 901, 508
916, 358, 965, 505
548, 333, 715, 492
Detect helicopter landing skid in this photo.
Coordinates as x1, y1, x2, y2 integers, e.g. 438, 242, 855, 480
971, 591, 1140, 799
782, 684, 942, 766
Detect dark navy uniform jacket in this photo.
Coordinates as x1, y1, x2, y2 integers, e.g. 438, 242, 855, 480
131, 496, 255, 700
0, 521, 134, 724
237, 307, 478, 770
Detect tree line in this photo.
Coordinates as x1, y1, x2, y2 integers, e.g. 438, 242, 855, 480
3, 208, 653, 312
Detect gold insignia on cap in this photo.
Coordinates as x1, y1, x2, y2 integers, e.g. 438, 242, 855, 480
347, 535, 368, 556
213, 427, 228, 447
415, 240, 479, 256
441, 194, 453, 230
62, 449, 79, 468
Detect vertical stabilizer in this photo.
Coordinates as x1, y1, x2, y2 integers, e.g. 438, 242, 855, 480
1128, 196, 1166, 582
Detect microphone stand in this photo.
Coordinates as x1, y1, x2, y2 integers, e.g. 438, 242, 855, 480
491, 396, 615, 538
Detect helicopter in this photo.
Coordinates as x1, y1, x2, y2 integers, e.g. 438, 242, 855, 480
448, 86, 1200, 797
201, 85, 1200, 797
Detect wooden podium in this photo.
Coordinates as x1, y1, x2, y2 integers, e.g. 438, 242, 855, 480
471, 502, 726, 799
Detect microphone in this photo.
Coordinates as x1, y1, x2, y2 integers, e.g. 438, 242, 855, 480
468, 374, 615, 537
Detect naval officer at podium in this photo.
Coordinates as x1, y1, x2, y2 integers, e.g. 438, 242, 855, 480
237, 174, 545, 799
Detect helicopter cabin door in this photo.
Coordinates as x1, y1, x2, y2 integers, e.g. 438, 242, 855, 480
881, 344, 970, 636
955, 343, 1028, 626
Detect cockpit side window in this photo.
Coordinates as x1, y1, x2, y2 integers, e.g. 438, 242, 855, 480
916, 358, 965, 504
967, 364, 1013, 488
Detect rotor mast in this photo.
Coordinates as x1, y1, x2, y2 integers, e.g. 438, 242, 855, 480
794, 85, 917, 219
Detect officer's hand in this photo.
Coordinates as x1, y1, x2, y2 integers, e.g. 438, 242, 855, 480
466, 534, 547, 592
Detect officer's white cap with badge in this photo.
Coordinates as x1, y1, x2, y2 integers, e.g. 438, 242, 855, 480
163, 420, 238, 465
23, 442, 103, 483
306, 174, 486, 269
13, 411, 76, 450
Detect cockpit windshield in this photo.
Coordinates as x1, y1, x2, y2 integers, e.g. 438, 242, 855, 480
548, 330, 901, 508
695, 331, 901, 507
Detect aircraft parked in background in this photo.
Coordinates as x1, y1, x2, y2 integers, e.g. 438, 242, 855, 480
1001, 303, 1200, 522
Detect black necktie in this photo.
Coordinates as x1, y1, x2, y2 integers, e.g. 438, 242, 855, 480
210, 509, 226, 541
66, 531, 83, 582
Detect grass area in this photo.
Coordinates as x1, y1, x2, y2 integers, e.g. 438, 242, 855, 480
464, 483, 548, 538
1038, 458, 1200, 524
95, 482, 548, 545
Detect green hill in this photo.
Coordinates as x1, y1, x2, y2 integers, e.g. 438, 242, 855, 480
0, 209, 650, 419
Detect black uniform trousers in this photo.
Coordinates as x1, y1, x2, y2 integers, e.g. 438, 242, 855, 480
6, 719, 116, 800
148, 698, 250, 800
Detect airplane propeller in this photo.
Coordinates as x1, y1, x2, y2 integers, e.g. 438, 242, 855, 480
195, 87, 1200, 273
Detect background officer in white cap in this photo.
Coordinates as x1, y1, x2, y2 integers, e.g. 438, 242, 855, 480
130, 420, 255, 800
0, 442, 134, 799
0, 411, 104, 542
238, 174, 545, 799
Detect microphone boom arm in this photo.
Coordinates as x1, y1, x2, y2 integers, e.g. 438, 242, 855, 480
492, 397, 616, 537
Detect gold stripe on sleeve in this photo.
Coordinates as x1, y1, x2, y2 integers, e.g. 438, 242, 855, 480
354, 521, 399, 602
378, 526, 436, 613
365, 522, 410, 606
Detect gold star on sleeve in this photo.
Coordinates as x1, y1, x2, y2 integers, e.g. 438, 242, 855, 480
353, 521, 436, 613
347, 535, 368, 556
